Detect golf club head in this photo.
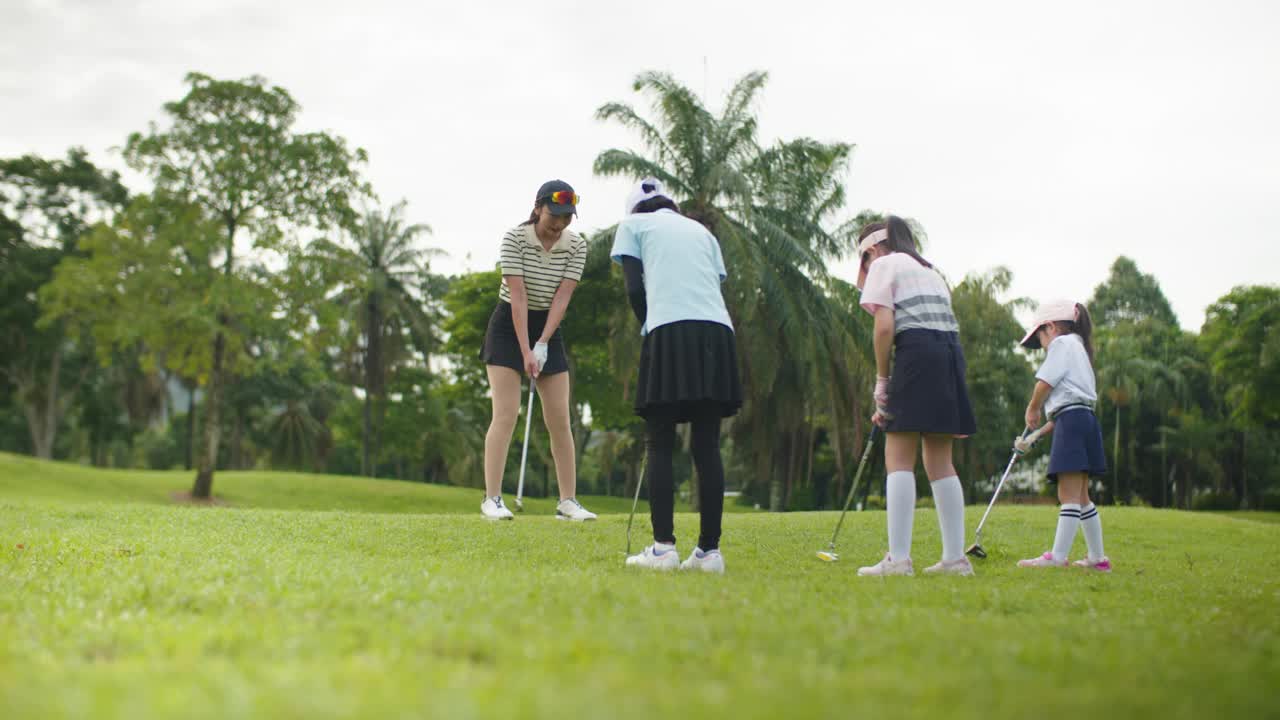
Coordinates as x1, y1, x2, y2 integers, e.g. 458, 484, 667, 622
965, 543, 987, 559
816, 550, 839, 563
514, 499, 524, 512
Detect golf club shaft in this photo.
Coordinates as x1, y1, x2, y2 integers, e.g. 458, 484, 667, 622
626, 454, 646, 555
515, 379, 536, 506
828, 426, 879, 547
972, 427, 1033, 538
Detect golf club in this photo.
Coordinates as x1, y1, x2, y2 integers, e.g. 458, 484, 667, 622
966, 425, 1045, 558
624, 453, 648, 557
816, 425, 879, 562
514, 379, 536, 512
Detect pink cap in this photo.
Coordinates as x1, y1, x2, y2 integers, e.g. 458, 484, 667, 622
1020, 299, 1080, 349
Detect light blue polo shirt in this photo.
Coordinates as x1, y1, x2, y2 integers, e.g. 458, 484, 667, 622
610, 209, 734, 335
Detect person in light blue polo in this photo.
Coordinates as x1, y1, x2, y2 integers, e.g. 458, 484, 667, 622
611, 178, 742, 574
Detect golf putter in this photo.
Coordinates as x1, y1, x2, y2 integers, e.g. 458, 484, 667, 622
816, 425, 879, 562
514, 379, 537, 512
624, 454, 647, 557
966, 426, 1044, 558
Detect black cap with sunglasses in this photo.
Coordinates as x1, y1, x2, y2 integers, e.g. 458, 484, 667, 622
536, 180, 579, 216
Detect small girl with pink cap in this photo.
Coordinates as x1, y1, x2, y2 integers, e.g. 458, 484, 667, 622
1013, 299, 1111, 572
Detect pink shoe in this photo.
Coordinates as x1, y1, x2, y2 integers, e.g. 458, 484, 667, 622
857, 553, 914, 576
1072, 556, 1112, 573
1017, 551, 1068, 568
923, 557, 975, 576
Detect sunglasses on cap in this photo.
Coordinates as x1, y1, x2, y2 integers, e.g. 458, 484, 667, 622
543, 191, 579, 206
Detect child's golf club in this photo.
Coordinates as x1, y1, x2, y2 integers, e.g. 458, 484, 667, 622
816, 425, 879, 562
966, 426, 1045, 558
514, 379, 536, 512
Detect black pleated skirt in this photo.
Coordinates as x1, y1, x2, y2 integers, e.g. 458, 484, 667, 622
885, 329, 978, 437
635, 320, 742, 422
479, 301, 569, 375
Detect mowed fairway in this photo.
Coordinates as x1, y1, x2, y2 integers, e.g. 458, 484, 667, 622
2, 455, 1278, 719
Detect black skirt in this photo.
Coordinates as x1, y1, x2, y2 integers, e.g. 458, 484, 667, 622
884, 329, 978, 436
479, 301, 569, 375
635, 320, 742, 422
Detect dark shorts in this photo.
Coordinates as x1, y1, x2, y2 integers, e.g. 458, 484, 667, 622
479, 301, 568, 375
884, 329, 978, 436
1047, 407, 1107, 481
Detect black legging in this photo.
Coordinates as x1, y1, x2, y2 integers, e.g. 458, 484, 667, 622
645, 403, 725, 551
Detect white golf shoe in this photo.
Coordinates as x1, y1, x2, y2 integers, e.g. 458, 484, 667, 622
556, 498, 597, 522
923, 557, 975, 576
680, 547, 725, 574
480, 496, 514, 521
857, 553, 914, 576
626, 542, 680, 570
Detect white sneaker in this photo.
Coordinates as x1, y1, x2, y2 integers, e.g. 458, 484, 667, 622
556, 498, 597, 522
480, 496, 514, 520
923, 557, 975, 576
680, 547, 725, 574
857, 553, 914, 576
625, 543, 680, 570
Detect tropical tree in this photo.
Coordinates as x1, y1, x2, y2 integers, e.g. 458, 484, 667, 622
593, 70, 867, 510
123, 72, 369, 498
310, 201, 439, 476
1, 149, 128, 458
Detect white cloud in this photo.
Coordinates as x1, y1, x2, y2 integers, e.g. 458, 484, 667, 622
3, 0, 1276, 329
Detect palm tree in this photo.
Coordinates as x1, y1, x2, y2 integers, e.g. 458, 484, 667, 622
1095, 333, 1159, 503
312, 201, 438, 476
594, 71, 867, 509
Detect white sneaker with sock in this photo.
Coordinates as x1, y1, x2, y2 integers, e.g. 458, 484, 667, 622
858, 553, 914, 576
626, 542, 680, 570
556, 498, 597, 521
680, 547, 725, 574
924, 557, 975, 576
480, 496, 514, 520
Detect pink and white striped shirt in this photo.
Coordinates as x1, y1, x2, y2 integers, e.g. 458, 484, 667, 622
859, 253, 959, 334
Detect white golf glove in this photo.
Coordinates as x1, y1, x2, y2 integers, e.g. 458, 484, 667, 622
1013, 435, 1034, 456
532, 341, 549, 372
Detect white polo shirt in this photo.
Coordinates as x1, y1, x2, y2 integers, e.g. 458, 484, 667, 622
609, 209, 733, 335
498, 224, 587, 311
1037, 333, 1098, 416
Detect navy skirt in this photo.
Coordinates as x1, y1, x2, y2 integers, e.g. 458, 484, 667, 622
884, 329, 978, 436
1047, 407, 1107, 481
479, 301, 569, 375
635, 320, 742, 422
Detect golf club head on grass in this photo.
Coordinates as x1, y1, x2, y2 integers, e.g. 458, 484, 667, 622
815, 550, 839, 562
965, 543, 987, 559
514, 499, 524, 512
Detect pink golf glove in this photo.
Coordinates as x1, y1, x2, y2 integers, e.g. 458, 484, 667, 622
873, 376, 891, 413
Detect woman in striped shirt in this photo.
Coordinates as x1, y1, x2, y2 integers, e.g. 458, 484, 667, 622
478, 180, 595, 521
854, 216, 978, 577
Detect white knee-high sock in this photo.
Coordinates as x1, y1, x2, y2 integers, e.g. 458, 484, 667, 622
930, 476, 966, 562
1080, 503, 1105, 559
886, 471, 916, 561
1051, 504, 1082, 562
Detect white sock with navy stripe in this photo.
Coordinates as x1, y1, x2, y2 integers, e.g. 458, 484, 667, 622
886, 471, 916, 562
1080, 503, 1105, 560
1052, 504, 1082, 562
930, 476, 965, 562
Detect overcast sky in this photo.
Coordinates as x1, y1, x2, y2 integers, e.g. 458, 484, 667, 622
3, 0, 1277, 330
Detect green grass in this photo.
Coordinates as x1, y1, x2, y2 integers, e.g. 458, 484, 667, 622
0, 451, 652, 515
2, 455, 1279, 719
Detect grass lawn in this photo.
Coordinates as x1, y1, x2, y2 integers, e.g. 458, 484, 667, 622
2, 455, 1278, 719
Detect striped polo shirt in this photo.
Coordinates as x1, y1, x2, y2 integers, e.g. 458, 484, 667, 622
859, 252, 960, 333
497, 224, 588, 310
